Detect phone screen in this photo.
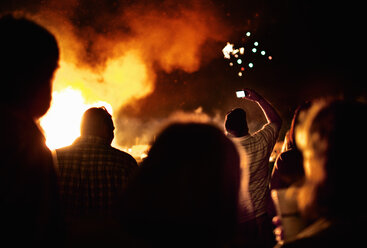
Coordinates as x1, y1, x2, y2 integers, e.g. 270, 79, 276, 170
236, 90, 246, 98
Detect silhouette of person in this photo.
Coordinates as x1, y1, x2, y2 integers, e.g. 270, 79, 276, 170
271, 101, 311, 190
118, 121, 242, 248
225, 89, 282, 248
56, 107, 138, 246
0, 14, 64, 247
275, 99, 367, 247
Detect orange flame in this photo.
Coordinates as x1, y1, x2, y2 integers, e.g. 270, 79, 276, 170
40, 49, 153, 150
29, 1, 229, 152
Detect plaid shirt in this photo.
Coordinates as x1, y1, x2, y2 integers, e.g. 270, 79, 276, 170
233, 123, 279, 222
56, 136, 138, 220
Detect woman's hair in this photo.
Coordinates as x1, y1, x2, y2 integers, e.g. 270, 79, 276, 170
296, 99, 367, 221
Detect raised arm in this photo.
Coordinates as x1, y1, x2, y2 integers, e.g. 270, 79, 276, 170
242, 89, 282, 129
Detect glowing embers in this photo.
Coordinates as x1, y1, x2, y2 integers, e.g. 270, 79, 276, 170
222, 31, 272, 77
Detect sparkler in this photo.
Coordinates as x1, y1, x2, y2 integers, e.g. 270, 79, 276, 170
222, 31, 272, 77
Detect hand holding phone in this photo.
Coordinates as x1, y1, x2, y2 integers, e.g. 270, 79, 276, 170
236, 90, 246, 98
236, 89, 263, 102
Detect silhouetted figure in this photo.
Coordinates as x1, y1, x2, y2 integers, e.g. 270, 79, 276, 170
118, 121, 242, 248
0, 14, 64, 247
225, 89, 282, 248
275, 99, 367, 247
56, 107, 138, 247
271, 101, 311, 190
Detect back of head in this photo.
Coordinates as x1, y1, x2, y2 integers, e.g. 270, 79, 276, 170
81, 107, 114, 142
225, 108, 249, 137
0, 14, 59, 117
296, 99, 367, 220
121, 122, 240, 246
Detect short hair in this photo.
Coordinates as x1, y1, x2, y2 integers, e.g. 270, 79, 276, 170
0, 14, 59, 108
81, 107, 114, 136
224, 108, 249, 136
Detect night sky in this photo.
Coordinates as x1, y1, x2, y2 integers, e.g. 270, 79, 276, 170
118, 0, 366, 141
1, 0, 365, 145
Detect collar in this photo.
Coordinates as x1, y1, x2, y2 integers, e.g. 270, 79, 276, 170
74, 135, 111, 146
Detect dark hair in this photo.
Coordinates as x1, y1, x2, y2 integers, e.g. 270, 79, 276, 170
81, 107, 114, 136
225, 108, 249, 137
120, 122, 241, 246
0, 14, 59, 108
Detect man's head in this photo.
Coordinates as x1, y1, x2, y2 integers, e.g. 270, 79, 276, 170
80, 107, 115, 144
0, 14, 59, 118
224, 108, 249, 137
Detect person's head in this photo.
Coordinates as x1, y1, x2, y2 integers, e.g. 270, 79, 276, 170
296, 99, 367, 221
224, 108, 249, 137
80, 107, 115, 144
0, 14, 59, 119
121, 121, 241, 246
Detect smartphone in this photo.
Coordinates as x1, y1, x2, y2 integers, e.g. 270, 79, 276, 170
236, 90, 246, 98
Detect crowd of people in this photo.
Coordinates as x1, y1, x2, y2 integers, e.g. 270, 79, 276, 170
1, 14, 366, 248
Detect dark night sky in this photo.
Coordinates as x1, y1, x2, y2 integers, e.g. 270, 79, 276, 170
1, 0, 366, 144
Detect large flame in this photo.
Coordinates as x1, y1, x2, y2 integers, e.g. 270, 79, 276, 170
31, 0, 229, 155
40, 88, 113, 149
40, 50, 153, 150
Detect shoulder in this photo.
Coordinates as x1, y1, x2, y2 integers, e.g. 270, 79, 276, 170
251, 122, 279, 144
55, 144, 77, 157
110, 147, 138, 166
261, 122, 279, 135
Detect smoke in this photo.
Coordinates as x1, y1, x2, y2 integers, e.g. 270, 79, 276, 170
3, 0, 232, 148
27, 0, 229, 76
121, 1, 227, 73
116, 107, 225, 147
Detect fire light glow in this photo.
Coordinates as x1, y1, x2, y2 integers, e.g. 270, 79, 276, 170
40, 88, 113, 150
30, 1, 228, 156
40, 50, 153, 150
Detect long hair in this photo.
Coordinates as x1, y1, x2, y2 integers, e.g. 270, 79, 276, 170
296, 99, 367, 221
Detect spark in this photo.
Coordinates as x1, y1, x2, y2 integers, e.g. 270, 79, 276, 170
222, 42, 234, 59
